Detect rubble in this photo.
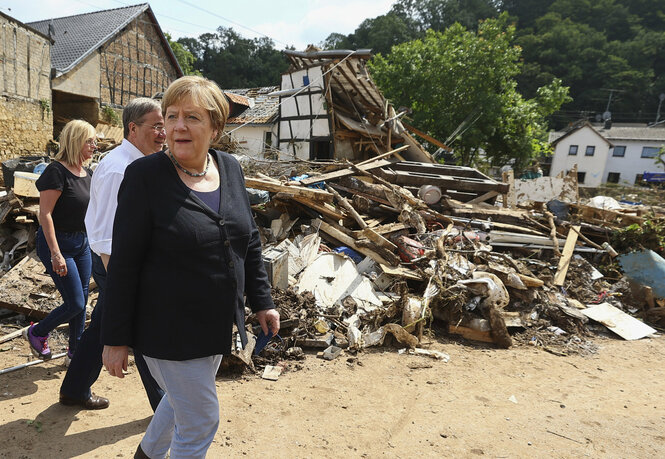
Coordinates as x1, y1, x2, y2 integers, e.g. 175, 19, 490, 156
2, 150, 664, 378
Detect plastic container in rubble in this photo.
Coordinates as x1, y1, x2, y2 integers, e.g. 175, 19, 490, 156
1, 155, 49, 189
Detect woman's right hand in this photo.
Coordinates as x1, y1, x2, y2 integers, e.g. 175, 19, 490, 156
103, 345, 129, 378
51, 252, 67, 277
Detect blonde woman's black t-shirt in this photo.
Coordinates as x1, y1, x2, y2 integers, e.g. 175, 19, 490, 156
35, 161, 92, 232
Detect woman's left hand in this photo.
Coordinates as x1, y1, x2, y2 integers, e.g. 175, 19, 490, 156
51, 252, 67, 277
256, 309, 280, 336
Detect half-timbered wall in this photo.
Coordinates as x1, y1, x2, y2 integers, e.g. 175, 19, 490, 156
278, 66, 330, 160
99, 12, 178, 107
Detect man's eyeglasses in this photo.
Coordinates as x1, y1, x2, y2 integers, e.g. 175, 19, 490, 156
136, 122, 166, 133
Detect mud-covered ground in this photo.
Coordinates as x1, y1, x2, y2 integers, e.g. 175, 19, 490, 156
0, 328, 663, 458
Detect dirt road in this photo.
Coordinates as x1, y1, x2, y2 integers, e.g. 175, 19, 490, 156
1, 333, 663, 458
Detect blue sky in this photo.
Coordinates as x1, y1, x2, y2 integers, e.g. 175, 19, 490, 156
2, 0, 395, 50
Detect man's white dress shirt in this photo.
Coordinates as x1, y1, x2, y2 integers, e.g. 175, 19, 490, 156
85, 139, 144, 256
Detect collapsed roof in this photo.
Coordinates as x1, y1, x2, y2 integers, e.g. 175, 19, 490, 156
277, 48, 433, 163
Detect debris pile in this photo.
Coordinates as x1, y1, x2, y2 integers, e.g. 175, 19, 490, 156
1, 152, 664, 379
234, 156, 664, 376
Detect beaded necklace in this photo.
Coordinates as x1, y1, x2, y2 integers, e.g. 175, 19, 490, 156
168, 149, 210, 177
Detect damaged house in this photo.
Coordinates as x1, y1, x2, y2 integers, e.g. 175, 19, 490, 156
27, 3, 182, 137
275, 48, 433, 163
222, 86, 280, 158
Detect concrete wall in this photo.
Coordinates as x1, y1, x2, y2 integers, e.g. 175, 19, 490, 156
550, 127, 611, 187
99, 12, 179, 107
0, 15, 52, 161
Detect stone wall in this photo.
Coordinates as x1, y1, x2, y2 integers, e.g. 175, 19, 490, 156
0, 14, 52, 161
0, 96, 52, 160
100, 12, 179, 107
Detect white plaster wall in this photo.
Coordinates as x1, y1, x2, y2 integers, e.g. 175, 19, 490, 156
280, 67, 326, 117
550, 127, 610, 187
226, 124, 273, 158
52, 53, 101, 99
604, 140, 665, 185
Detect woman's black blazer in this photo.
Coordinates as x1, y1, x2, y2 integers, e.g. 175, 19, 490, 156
101, 150, 275, 360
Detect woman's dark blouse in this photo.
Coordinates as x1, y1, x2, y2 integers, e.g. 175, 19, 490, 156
100, 150, 275, 360
35, 161, 92, 232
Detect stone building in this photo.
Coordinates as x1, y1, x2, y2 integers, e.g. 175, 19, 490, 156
28, 3, 182, 137
0, 12, 53, 161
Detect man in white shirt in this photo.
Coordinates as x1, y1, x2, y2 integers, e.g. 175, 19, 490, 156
59, 98, 166, 410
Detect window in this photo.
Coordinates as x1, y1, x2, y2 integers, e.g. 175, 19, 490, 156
642, 147, 660, 158
577, 172, 586, 184
585, 146, 595, 156
612, 146, 626, 157
568, 145, 578, 155
264, 131, 272, 147
309, 138, 332, 160
607, 172, 620, 183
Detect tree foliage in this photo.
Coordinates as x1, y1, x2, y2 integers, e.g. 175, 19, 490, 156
165, 33, 200, 76
369, 14, 570, 168
322, 0, 665, 127
177, 27, 289, 88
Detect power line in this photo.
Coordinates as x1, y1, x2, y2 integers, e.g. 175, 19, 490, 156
175, 0, 290, 48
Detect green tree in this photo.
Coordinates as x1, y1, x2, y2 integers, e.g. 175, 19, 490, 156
165, 33, 200, 76
391, 0, 500, 32
369, 14, 570, 168
512, 0, 665, 126
178, 27, 289, 88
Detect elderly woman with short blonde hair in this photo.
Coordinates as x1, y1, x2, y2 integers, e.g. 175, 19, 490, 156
25, 119, 96, 364
102, 76, 280, 459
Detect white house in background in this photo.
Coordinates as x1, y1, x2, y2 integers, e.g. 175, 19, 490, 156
549, 122, 665, 187
222, 86, 280, 159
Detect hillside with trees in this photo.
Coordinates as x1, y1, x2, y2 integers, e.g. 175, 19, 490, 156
172, 0, 664, 166
322, 0, 665, 128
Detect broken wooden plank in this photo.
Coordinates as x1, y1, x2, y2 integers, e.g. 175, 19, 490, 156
377, 168, 510, 194
401, 122, 451, 152
467, 190, 500, 205
448, 324, 495, 344
553, 225, 581, 287
245, 177, 333, 202
388, 161, 494, 181
298, 159, 393, 186
516, 273, 544, 288
314, 219, 398, 266
502, 170, 516, 208
292, 196, 347, 221
325, 184, 397, 252
355, 145, 409, 167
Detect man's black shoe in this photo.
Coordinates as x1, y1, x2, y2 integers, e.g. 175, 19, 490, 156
59, 393, 110, 410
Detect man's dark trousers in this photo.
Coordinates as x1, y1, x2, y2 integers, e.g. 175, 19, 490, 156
60, 252, 165, 411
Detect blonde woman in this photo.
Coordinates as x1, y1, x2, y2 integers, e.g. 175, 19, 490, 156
24, 120, 96, 362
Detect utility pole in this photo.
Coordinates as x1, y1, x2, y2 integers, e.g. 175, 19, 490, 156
656, 93, 665, 124
599, 88, 626, 120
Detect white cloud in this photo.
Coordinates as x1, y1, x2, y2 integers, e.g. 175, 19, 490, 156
255, 0, 394, 50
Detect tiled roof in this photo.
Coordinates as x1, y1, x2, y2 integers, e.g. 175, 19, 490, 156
224, 86, 280, 125
551, 123, 665, 144
28, 4, 180, 77
598, 126, 665, 142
